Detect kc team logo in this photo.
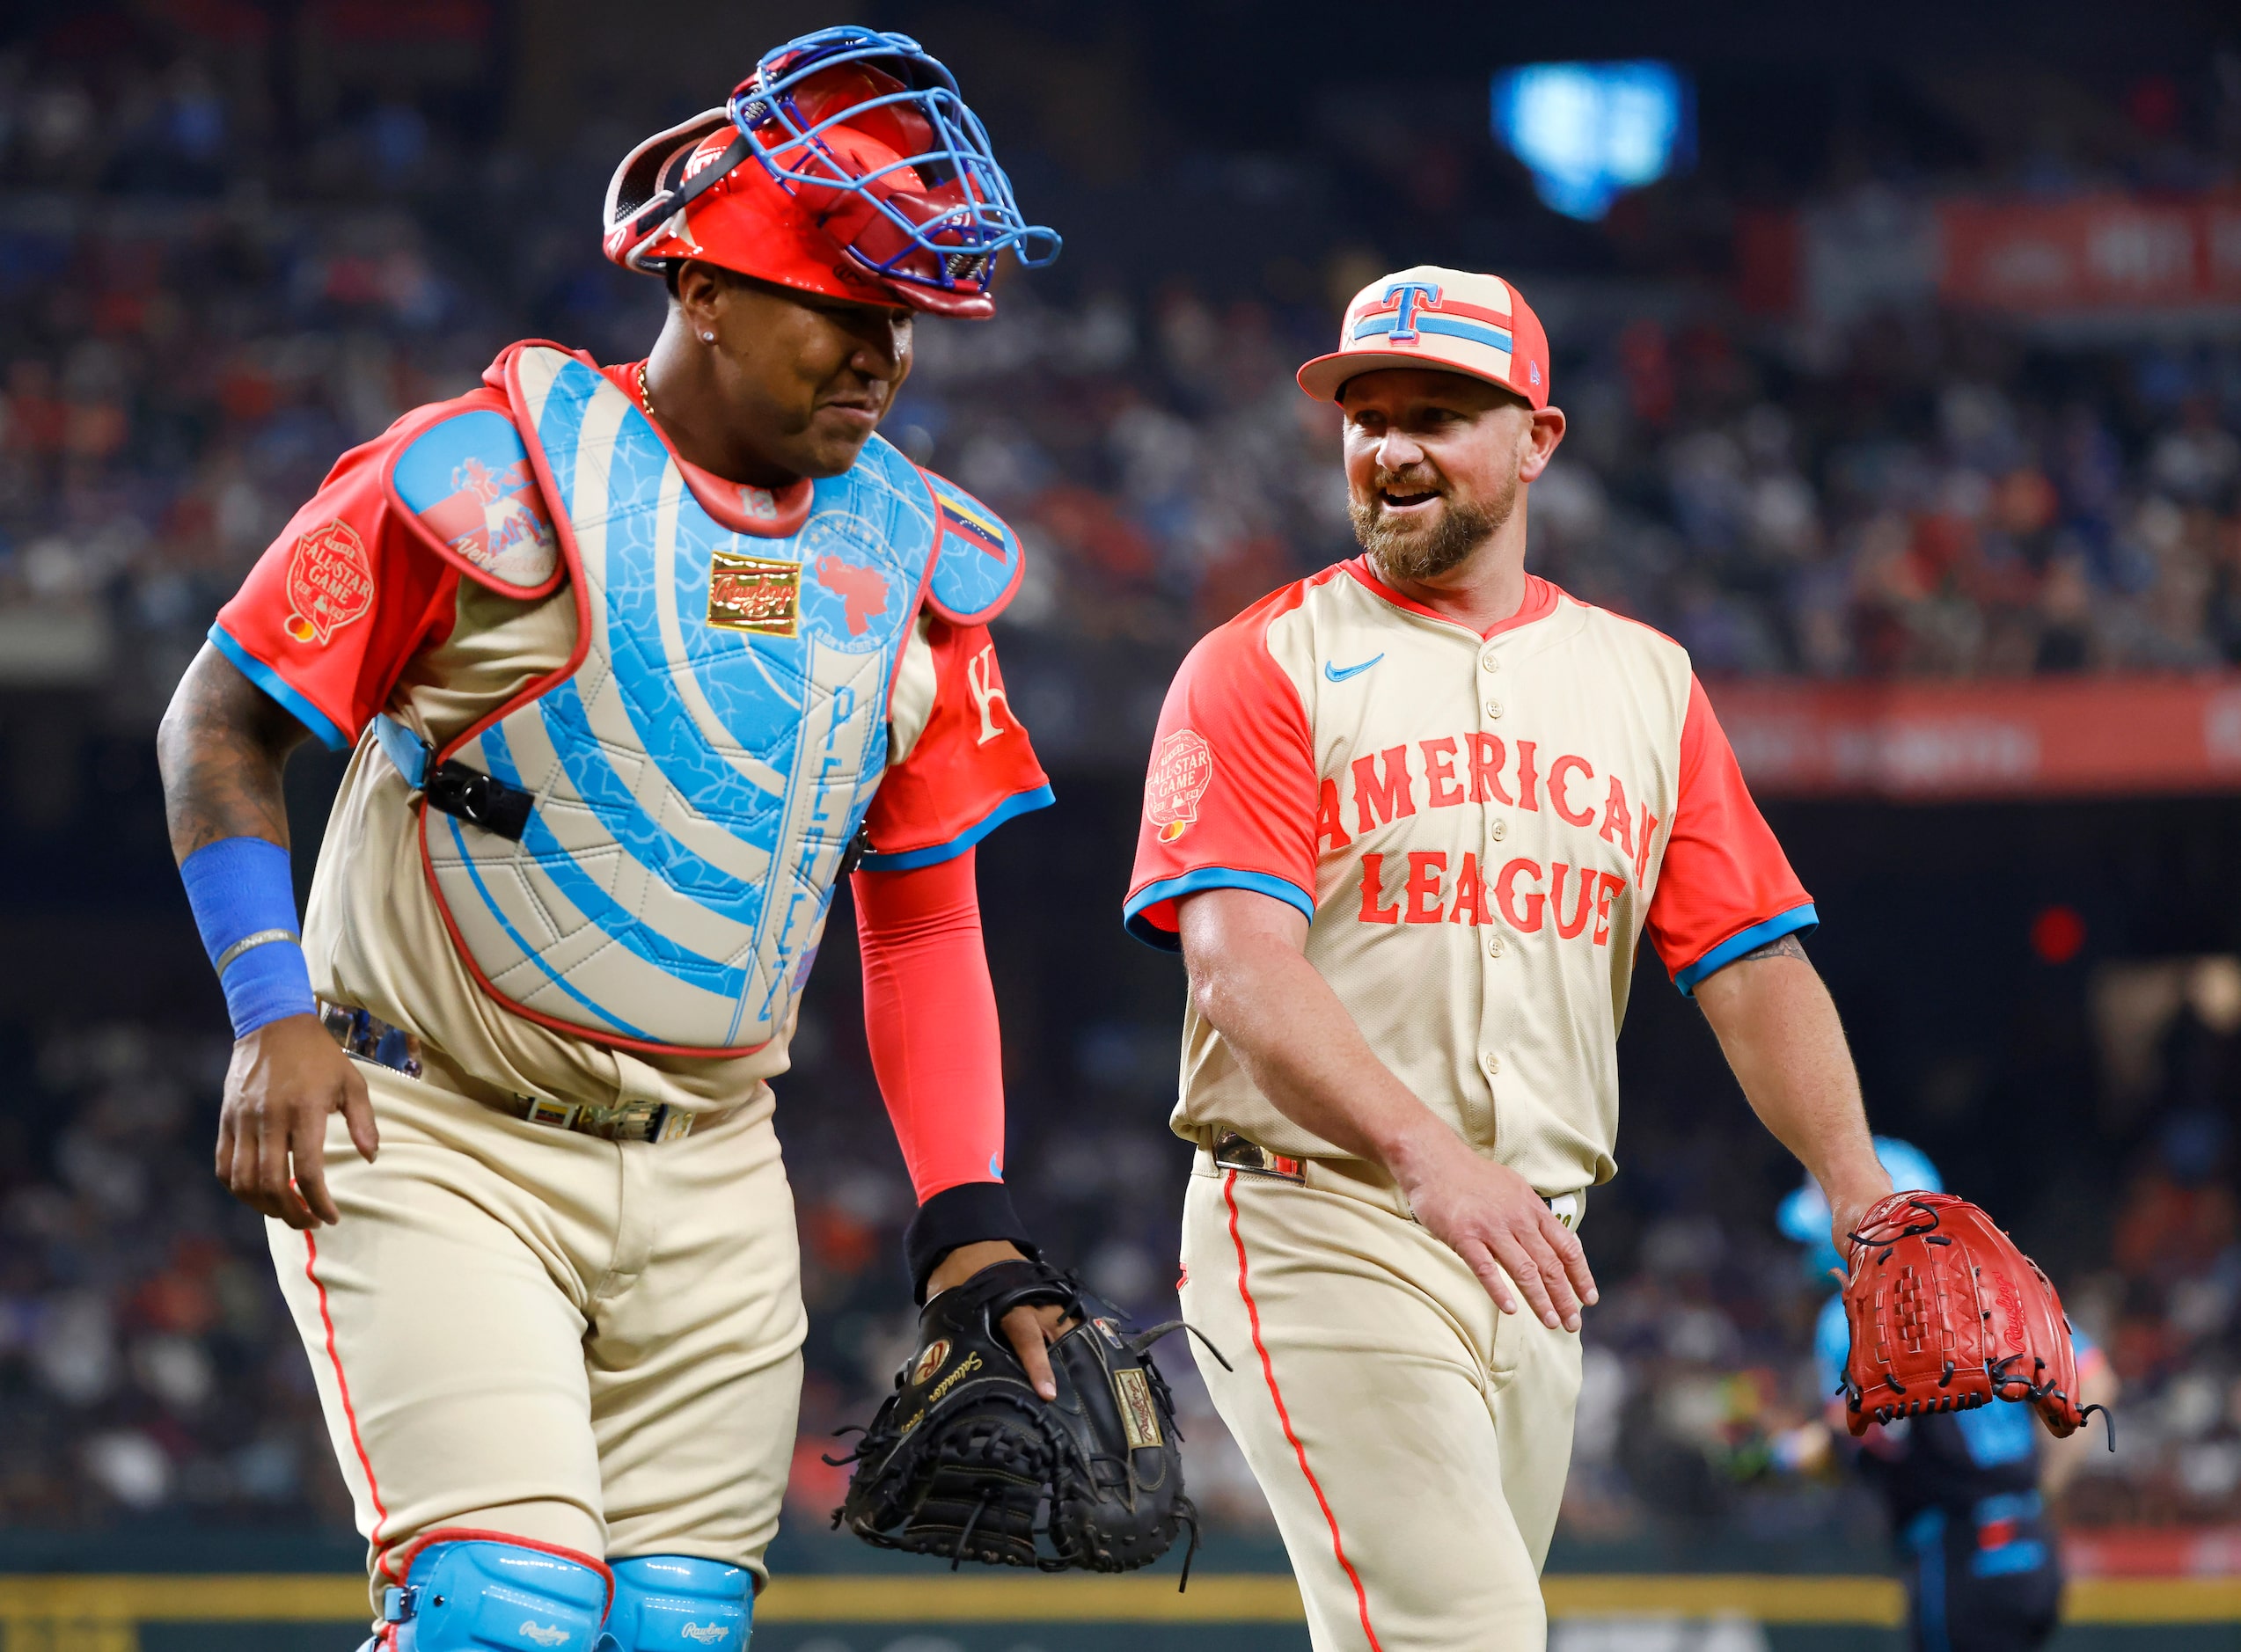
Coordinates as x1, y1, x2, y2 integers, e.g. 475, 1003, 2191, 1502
283, 518, 375, 645
1146, 728, 1212, 844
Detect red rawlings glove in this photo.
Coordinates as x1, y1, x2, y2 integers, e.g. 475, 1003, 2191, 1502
1838, 1193, 2110, 1444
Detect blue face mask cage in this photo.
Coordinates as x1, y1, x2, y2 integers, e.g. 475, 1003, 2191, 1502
727, 26, 1060, 296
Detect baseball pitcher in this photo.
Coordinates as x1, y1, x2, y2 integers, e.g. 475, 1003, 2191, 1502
157, 29, 1063, 1651
1124, 267, 1900, 1649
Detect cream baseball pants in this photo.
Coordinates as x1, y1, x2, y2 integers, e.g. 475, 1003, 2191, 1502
268, 1063, 806, 1613
1180, 1157, 1583, 1651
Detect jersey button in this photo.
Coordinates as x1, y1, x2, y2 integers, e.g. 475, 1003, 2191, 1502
1487, 933, 1505, 958
1490, 818, 1507, 842
1482, 1050, 1502, 1075
1483, 698, 1504, 719
1479, 648, 1501, 673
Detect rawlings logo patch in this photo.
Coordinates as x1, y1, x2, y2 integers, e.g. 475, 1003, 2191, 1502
1990, 1269, 2026, 1352
706, 550, 799, 636
1146, 728, 1213, 844
678, 1624, 732, 1646
284, 519, 375, 645
1111, 1367, 1162, 1450
516, 1623, 569, 1648
911, 1339, 951, 1386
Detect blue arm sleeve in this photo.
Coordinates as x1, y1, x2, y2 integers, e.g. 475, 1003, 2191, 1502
178, 837, 316, 1037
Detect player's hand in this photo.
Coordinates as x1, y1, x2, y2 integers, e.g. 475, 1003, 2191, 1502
1825, 1175, 1897, 1274
1393, 1129, 1596, 1332
926, 1239, 1073, 1401
215, 1014, 378, 1230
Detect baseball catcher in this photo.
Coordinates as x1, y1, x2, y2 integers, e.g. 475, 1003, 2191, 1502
157, 25, 1066, 1652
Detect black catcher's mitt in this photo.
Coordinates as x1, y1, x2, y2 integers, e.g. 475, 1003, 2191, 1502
833, 1260, 1221, 1584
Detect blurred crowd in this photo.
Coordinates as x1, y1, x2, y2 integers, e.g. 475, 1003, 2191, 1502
4, 40, 2241, 729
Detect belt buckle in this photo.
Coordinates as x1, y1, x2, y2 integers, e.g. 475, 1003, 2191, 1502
320, 1001, 424, 1078
1213, 1131, 1304, 1183
654, 1107, 694, 1144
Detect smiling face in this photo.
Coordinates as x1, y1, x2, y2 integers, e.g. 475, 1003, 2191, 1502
677, 262, 915, 479
1338, 368, 1557, 583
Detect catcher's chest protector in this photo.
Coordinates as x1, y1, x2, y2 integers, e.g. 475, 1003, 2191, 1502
403, 344, 1017, 1056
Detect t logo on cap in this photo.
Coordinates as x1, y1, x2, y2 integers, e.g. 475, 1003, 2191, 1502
1383, 280, 1443, 345
1297, 264, 1552, 411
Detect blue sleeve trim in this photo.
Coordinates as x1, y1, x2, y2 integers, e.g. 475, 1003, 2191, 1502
857, 782, 1055, 874
207, 623, 353, 752
1123, 867, 1316, 953
1673, 902, 1820, 996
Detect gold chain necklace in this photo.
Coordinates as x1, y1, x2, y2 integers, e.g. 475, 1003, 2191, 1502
635, 361, 656, 420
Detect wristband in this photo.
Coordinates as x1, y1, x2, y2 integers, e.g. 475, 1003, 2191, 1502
905, 1181, 1036, 1304
179, 837, 316, 1037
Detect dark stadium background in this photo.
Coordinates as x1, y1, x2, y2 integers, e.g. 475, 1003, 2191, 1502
0, 0, 2237, 1646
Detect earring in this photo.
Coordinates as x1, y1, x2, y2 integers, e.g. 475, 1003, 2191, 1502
700, 332, 715, 343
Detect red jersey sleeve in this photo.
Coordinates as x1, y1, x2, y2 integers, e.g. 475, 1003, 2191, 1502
1646, 676, 1817, 994
1123, 588, 1319, 950
857, 619, 1053, 870
209, 425, 460, 749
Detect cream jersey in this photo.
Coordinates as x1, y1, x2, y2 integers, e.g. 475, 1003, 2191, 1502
1125, 561, 1813, 1195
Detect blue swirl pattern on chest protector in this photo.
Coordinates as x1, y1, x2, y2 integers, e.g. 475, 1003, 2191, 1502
423, 348, 949, 1051
480, 722, 749, 997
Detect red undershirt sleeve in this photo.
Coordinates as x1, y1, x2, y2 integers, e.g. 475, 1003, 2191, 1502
852, 849, 1033, 1298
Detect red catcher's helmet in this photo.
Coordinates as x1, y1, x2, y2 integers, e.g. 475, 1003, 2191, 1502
601, 26, 1059, 319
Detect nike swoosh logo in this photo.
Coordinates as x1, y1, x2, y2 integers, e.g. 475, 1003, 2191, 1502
1323, 654, 1385, 683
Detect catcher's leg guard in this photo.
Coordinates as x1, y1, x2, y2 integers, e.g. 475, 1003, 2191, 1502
596, 1556, 751, 1650
375, 1536, 611, 1650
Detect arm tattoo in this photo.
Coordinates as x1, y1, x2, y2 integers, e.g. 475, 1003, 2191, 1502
157, 644, 311, 862
1732, 932, 1808, 968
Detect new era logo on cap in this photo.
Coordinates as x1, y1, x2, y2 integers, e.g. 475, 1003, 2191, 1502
1296, 265, 1550, 409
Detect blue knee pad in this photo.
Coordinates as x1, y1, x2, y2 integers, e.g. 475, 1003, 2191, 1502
597, 1555, 751, 1651
380, 1539, 610, 1651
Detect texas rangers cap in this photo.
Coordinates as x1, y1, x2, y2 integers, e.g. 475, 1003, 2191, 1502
1296, 265, 1550, 409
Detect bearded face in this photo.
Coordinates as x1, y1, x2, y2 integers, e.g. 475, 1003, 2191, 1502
1347, 459, 1517, 582
1337, 369, 1532, 585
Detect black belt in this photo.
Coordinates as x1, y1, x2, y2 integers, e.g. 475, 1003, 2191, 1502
319, 1000, 710, 1144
